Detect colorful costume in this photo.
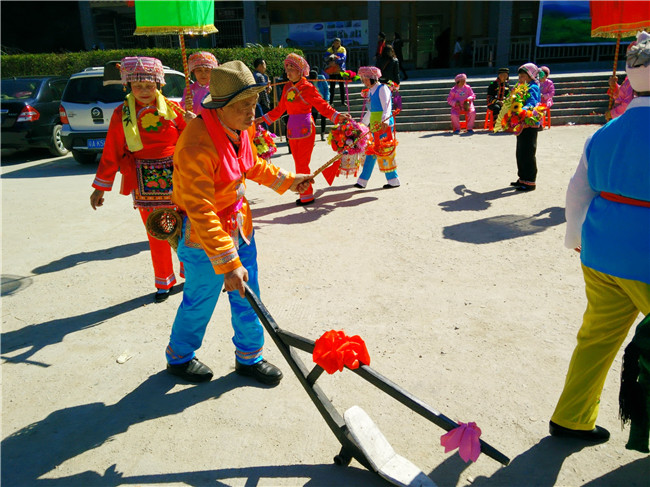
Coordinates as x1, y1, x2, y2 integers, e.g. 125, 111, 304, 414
356, 66, 399, 189
324, 41, 347, 105
514, 63, 542, 190
539, 66, 555, 107
168, 108, 296, 367
447, 74, 476, 132
551, 32, 650, 438
92, 57, 186, 291
262, 54, 344, 204
608, 77, 635, 119
486, 69, 510, 117
181, 51, 219, 115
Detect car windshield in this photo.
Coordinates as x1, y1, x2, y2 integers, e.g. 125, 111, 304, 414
62, 77, 125, 104
1, 79, 42, 100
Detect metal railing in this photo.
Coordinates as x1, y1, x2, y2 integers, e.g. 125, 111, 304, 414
472, 36, 622, 67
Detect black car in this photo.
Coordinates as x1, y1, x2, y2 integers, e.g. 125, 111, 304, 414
1, 76, 70, 156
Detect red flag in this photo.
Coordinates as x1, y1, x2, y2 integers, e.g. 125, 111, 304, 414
591, 1, 650, 38
321, 160, 341, 186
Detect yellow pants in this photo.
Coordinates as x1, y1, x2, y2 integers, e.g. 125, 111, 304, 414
551, 264, 650, 430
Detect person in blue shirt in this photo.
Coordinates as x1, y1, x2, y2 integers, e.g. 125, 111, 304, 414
550, 31, 650, 444
324, 38, 347, 107
511, 63, 541, 192
309, 69, 330, 141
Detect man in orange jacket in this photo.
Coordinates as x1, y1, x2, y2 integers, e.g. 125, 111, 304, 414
166, 61, 313, 384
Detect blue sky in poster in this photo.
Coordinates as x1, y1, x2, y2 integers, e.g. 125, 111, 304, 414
536, 0, 617, 46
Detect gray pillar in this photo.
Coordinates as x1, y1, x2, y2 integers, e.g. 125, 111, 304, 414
243, 1, 259, 45
496, 2, 512, 68
78, 1, 96, 51
367, 1, 380, 63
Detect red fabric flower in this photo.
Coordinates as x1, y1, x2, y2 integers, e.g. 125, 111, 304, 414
313, 330, 371, 374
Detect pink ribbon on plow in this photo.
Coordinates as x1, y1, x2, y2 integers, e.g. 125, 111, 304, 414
440, 421, 482, 463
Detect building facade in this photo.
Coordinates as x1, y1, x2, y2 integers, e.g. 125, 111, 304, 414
61, 2, 621, 73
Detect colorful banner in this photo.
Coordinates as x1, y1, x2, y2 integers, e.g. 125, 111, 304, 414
271, 20, 368, 48
536, 1, 615, 46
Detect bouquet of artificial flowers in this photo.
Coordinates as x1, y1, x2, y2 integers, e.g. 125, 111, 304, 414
253, 125, 277, 161
494, 82, 545, 135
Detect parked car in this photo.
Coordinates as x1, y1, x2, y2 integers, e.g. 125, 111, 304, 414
1, 76, 70, 156
59, 65, 186, 164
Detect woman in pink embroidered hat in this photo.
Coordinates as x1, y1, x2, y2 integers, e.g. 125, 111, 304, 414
182, 51, 219, 119
256, 53, 350, 206
447, 73, 476, 134
89, 56, 187, 303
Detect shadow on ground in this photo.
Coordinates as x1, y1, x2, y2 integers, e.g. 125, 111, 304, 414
0, 371, 386, 487
443, 207, 565, 244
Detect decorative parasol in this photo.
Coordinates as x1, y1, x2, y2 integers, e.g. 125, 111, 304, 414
133, 0, 218, 111
590, 1, 650, 111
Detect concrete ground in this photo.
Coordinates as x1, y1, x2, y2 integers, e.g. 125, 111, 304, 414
2, 125, 648, 487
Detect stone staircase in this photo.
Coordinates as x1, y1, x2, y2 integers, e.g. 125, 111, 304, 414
326, 71, 612, 132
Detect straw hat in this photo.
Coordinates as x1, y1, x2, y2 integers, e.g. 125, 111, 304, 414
201, 60, 267, 109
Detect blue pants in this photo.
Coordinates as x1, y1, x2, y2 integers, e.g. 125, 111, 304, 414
357, 155, 398, 184
166, 224, 264, 366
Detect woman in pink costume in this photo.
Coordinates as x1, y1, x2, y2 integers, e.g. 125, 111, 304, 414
447, 73, 476, 134
182, 51, 219, 119
539, 66, 555, 107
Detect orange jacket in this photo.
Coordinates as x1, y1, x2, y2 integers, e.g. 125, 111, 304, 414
92, 100, 185, 195
172, 119, 295, 274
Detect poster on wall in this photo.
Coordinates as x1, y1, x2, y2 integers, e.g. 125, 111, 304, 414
271, 20, 368, 48
536, 0, 617, 46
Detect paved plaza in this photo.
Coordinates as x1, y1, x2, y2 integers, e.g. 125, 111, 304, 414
2, 125, 648, 486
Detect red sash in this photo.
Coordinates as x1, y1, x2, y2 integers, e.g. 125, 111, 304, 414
601, 192, 650, 208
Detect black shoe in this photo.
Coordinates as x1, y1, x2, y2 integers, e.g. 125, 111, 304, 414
167, 358, 214, 382
295, 198, 315, 206
549, 421, 610, 443
353, 183, 365, 189
515, 184, 536, 191
154, 287, 171, 303
235, 359, 283, 385
510, 180, 522, 187
383, 184, 399, 189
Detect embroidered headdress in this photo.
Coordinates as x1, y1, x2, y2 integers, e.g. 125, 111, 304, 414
626, 31, 650, 93
202, 60, 267, 109
454, 73, 467, 83
188, 51, 219, 72
518, 63, 540, 83
120, 56, 165, 86
284, 53, 310, 77
358, 66, 382, 80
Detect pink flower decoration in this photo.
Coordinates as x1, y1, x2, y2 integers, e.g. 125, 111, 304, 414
440, 422, 482, 463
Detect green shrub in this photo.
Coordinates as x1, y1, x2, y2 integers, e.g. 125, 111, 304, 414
1, 46, 302, 80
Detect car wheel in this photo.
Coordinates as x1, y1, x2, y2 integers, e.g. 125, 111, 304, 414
48, 124, 69, 157
72, 150, 98, 165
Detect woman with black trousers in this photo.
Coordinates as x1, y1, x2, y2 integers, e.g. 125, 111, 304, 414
392, 32, 408, 80
377, 45, 400, 85
512, 63, 542, 192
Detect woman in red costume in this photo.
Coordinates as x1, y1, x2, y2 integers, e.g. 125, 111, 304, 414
256, 53, 350, 205
89, 56, 186, 303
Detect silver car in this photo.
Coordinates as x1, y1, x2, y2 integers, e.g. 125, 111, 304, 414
59, 65, 185, 164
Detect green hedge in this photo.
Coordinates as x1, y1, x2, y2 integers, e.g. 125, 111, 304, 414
1, 46, 302, 80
